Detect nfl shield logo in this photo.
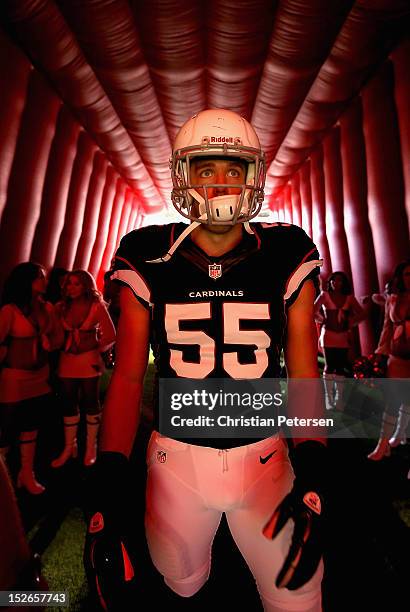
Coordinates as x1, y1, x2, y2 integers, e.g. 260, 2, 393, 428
156, 451, 167, 463
303, 491, 321, 515
209, 263, 222, 280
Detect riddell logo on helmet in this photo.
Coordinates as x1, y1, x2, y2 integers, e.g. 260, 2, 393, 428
210, 136, 234, 143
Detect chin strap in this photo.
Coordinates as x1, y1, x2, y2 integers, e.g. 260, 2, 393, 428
145, 216, 206, 263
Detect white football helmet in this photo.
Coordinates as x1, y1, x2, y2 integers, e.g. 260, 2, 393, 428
170, 109, 266, 225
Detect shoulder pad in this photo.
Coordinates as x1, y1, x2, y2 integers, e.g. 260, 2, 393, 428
253, 222, 315, 253
252, 223, 322, 304
114, 224, 177, 270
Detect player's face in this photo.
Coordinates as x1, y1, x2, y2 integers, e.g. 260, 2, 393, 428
65, 275, 86, 299
190, 158, 246, 200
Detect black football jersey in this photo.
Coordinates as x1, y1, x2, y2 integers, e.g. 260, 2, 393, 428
112, 222, 322, 448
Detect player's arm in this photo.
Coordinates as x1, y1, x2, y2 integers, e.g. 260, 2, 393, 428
284, 279, 326, 445
263, 280, 328, 590
100, 286, 150, 458
285, 279, 319, 378
84, 287, 149, 609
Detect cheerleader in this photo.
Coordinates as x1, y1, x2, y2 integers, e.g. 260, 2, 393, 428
0, 263, 61, 494
52, 270, 115, 468
368, 259, 410, 460
315, 271, 366, 410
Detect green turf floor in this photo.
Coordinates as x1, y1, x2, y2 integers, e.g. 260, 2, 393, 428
41, 507, 88, 612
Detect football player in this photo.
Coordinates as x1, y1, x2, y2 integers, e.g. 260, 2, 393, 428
85, 109, 328, 611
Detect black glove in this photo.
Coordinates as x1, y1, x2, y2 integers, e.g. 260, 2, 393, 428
83, 452, 137, 611
263, 441, 328, 590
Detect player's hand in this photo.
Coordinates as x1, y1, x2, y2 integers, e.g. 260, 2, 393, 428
263, 441, 327, 590
263, 480, 323, 590
83, 452, 137, 610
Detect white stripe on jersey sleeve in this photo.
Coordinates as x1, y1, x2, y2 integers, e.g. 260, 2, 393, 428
284, 259, 323, 302
110, 269, 152, 307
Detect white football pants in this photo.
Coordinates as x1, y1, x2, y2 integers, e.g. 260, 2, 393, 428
145, 432, 323, 611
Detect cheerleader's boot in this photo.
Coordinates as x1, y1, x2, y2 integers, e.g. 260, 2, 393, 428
389, 404, 410, 447
333, 374, 346, 412
17, 432, 45, 494
367, 413, 397, 461
51, 415, 80, 468
322, 373, 336, 410
84, 414, 100, 467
